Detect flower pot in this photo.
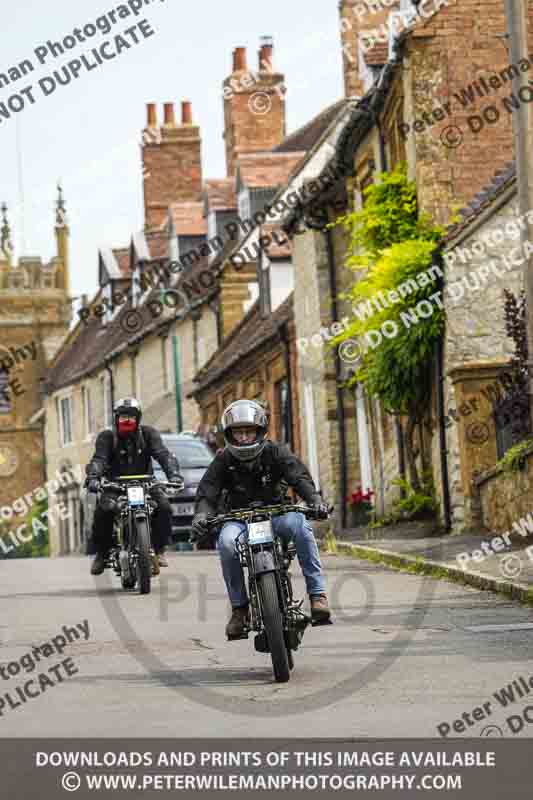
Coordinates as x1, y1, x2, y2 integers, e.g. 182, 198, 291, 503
349, 504, 372, 527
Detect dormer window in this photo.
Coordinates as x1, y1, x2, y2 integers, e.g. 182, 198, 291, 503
238, 189, 251, 221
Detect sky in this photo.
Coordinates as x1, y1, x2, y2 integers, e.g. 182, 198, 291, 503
0, 0, 345, 303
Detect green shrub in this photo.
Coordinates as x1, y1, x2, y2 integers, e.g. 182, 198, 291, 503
391, 475, 438, 519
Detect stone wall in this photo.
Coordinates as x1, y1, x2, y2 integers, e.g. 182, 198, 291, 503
438, 189, 524, 531
476, 444, 533, 535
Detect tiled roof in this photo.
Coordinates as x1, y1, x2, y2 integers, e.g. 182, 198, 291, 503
236, 153, 305, 189
169, 202, 207, 236
445, 162, 516, 244
204, 179, 236, 211
193, 294, 294, 394
273, 100, 348, 154
46, 301, 128, 392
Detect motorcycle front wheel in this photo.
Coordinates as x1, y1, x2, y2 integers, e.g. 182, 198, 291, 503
258, 572, 290, 683
133, 517, 151, 595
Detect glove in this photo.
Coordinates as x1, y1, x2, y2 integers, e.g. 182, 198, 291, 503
167, 473, 184, 487
87, 478, 100, 494
310, 494, 329, 519
190, 516, 209, 543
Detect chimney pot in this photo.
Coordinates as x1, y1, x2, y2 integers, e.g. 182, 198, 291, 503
181, 101, 192, 124
259, 36, 273, 71
233, 47, 247, 72
147, 103, 157, 127
163, 102, 176, 126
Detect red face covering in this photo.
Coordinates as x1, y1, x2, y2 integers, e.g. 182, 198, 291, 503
117, 418, 138, 437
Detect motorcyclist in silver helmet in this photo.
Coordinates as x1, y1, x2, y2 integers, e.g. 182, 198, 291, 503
191, 399, 330, 639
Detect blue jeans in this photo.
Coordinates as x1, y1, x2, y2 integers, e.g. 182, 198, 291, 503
217, 511, 326, 608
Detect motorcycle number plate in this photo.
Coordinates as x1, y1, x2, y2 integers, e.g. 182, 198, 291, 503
172, 503, 195, 516
127, 487, 145, 506
247, 521, 274, 545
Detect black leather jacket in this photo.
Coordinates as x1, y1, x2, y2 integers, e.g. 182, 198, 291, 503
194, 440, 319, 518
86, 425, 181, 481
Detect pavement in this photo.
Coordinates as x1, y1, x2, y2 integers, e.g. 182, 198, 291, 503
2, 550, 533, 738
335, 520, 533, 605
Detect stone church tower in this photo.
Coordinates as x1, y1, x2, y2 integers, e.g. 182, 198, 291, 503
0, 188, 72, 513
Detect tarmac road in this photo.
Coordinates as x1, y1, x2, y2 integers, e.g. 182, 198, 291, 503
1, 550, 533, 738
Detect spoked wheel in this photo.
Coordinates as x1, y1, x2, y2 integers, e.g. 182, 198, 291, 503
286, 639, 295, 671
258, 572, 290, 683
134, 517, 151, 595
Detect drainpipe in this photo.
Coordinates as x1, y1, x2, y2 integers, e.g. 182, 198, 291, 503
325, 226, 349, 530
172, 334, 183, 433
278, 322, 294, 450
104, 361, 115, 409
434, 251, 452, 531
304, 210, 349, 529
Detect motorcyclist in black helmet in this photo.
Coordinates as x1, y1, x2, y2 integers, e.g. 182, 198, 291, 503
191, 399, 330, 639
85, 397, 183, 576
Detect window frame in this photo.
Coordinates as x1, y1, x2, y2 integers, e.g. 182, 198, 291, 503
58, 393, 74, 446
82, 384, 96, 439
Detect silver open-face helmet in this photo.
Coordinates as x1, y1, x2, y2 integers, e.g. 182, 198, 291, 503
222, 399, 268, 462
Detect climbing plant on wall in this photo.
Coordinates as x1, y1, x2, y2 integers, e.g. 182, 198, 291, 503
331, 163, 445, 491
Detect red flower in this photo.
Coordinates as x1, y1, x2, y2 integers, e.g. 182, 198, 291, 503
348, 487, 374, 506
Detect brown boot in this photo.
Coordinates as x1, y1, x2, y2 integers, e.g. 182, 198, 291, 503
310, 594, 331, 623
226, 606, 250, 640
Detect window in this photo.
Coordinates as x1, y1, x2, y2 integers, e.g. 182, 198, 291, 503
275, 378, 291, 445
59, 396, 73, 445
0, 369, 10, 414
101, 375, 113, 428
82, 385, 95, 437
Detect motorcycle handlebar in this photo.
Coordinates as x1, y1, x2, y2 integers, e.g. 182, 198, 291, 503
204, 503, 333, 530
96, 478, 184, 494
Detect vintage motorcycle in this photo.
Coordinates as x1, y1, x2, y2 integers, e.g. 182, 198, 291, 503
99, 475, 184, 594
201, 502, 332, 683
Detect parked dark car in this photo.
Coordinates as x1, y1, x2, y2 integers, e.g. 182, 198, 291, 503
151, 434, 215, 549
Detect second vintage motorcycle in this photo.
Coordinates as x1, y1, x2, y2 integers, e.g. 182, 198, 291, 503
99, 474, 183, 594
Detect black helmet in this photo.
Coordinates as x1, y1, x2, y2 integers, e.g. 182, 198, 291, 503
221, 399, 268, 462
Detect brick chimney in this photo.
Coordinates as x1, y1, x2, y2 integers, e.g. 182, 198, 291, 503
339, 0, 400, 98
142, 101, 203, 230
223, 38, 286, 177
